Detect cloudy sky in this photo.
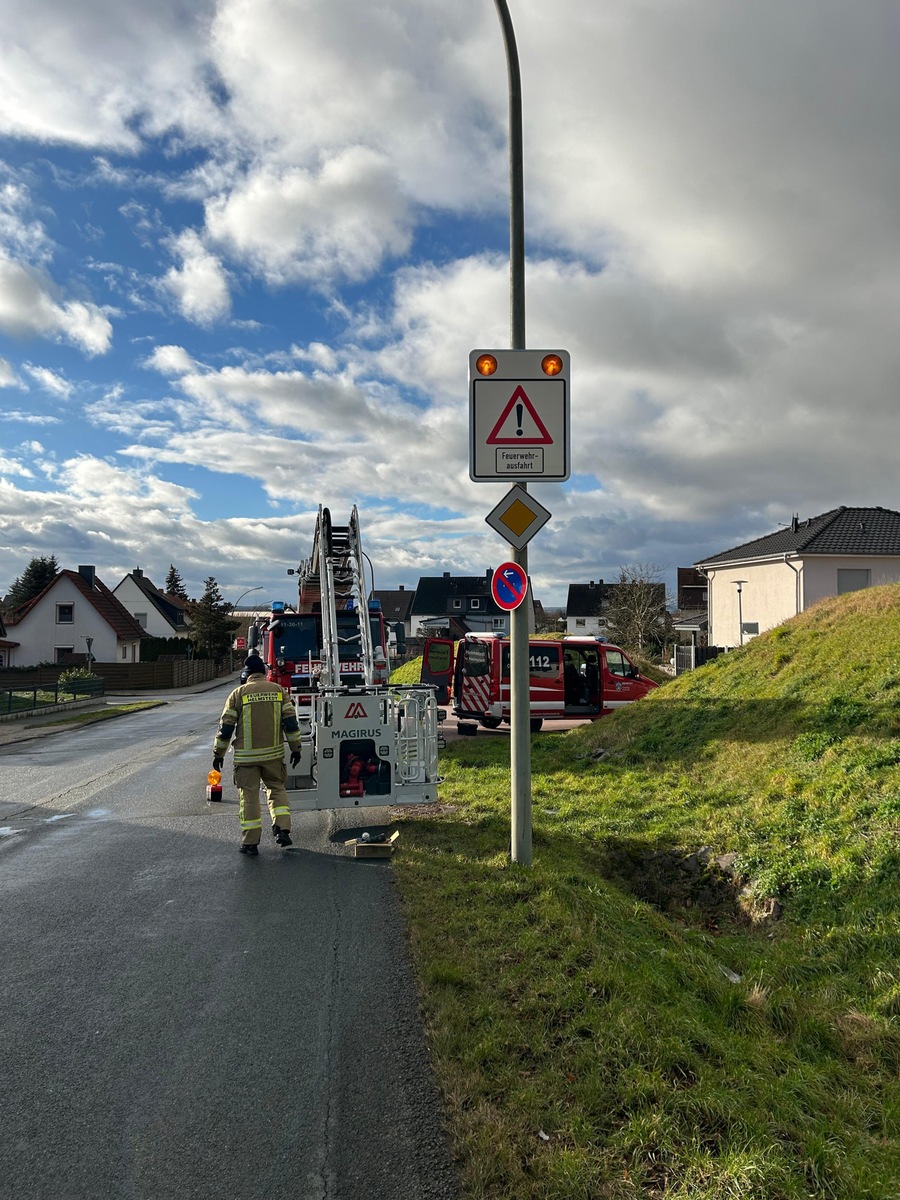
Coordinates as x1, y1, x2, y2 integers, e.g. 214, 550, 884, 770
1, 0, 898, 608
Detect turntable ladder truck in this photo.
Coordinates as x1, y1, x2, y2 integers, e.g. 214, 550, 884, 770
285, 504, 442, 812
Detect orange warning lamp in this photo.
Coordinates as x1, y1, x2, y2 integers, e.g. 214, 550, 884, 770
541, 354, 564, 376
206, 768, 222, 802
475, 354, 498, 376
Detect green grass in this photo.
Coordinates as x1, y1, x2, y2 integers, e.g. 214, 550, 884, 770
0, 689, 73, 714
391, 656, 424, 685
25, 701, 165, 728
392, 585, 900, 1198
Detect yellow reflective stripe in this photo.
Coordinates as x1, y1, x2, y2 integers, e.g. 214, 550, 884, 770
240, 818, 263, 830
271, 806, 290, 817
233, 746, 282, 764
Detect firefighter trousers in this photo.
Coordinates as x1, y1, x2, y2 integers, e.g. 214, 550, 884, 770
234, 759, 291, 845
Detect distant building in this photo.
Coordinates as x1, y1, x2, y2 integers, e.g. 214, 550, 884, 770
113, 567, 190, 638
371, 586, 415, 647
562, 580, 611, 636
410, 569, 534, 638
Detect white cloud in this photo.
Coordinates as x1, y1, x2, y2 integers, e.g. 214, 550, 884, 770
142, 345, 196, 376
162, 229, 231, 325
0, 411, 62, 425
205, 149, 413, 286
22, 364, 74, 398
3, 0, 900, 605
0, 0, 224, 149
0, 356, 19, 387
0, 456, 34, 478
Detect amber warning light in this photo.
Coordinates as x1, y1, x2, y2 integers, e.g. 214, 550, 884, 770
541, 354, 564, 376
475, 354, 498, 376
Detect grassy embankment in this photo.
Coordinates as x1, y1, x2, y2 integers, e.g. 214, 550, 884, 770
391, 588, 900, 1199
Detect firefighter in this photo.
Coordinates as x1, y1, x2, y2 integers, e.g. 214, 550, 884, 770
213, 654, 303, 856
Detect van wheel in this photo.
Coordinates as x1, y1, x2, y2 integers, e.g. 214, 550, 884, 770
530, 718, 543, 733
480, 716, 502, 730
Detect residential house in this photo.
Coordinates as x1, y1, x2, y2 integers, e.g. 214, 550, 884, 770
4, 565, 146, 666
113, 567, 190, 638
562, 580, 611, 636
696, 506, 900, 648
409, 569, 534, 639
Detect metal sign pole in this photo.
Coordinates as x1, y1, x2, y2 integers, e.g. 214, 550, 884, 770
494, 0, 531, 866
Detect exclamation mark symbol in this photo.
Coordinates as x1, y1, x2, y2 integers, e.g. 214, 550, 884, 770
516, 401, 524, 436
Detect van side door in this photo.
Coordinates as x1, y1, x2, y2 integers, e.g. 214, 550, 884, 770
420, 638, 455, 705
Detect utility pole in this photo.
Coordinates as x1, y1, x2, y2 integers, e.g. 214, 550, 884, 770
493, 0, 531, 865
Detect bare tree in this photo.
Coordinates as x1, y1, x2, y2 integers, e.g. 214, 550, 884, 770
605, 563, 672, 652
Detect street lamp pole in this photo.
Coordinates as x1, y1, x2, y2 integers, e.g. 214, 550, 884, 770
732, 580, 748, 647
493, 0, 531, 867
233, 586, 263, 611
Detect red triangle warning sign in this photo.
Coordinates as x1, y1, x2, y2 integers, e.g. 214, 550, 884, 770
486, 385, 554, 446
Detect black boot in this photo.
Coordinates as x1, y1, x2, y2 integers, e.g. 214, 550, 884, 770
239, 843, 259, 856
272, 825, 293, 847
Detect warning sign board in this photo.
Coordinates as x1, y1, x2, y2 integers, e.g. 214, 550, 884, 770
469, 349, 570, 481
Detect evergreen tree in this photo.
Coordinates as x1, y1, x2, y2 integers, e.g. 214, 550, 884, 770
4, 554, 60, 615
187, 577, 240, 661
164, 563, 189, 599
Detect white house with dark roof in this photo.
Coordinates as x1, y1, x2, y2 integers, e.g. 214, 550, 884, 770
563, 580, 611, 635
696, 506, 900, 648
4, 565, 147, 666
113, 567, 190, 638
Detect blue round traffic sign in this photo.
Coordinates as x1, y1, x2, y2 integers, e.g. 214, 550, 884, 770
491, 561, 529, 611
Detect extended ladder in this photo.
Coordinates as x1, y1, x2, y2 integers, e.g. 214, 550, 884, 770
297, 504, 375, 687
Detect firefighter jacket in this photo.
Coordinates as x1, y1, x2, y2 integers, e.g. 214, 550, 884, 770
214, 673, 302, 765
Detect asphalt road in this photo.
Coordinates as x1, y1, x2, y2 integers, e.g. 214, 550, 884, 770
0, 688, 459, 1200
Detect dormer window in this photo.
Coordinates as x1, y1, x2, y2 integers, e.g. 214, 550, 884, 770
470, 598, 481, 610
452, 599, 463, 610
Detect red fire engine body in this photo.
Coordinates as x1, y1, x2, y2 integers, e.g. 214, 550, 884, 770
421, 633, 657, 731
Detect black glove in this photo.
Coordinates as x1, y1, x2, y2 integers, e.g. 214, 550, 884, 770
290, 750, 302, 768
213, 756, 224, 772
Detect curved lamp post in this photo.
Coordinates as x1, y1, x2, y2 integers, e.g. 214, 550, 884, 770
732, 580, 748, 646
232, 586, 263, 611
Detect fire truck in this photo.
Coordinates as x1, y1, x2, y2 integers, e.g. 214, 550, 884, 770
420, 633, 657, 732
250, 505, 441, 810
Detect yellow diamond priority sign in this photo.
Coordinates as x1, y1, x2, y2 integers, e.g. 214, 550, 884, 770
485, 485, 551, 550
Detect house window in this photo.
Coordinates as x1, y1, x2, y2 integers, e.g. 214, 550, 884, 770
492, 617, 504, 630
837, 569, 870, 594
122, 646, 127, 660
575, 618, 586, 628
56, 603, 74, 624
134, 612, 148, 628
470, 598, 480, 610
55, 646, 74, 662
452, 598, 462, 610
742, 622, 760, 637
